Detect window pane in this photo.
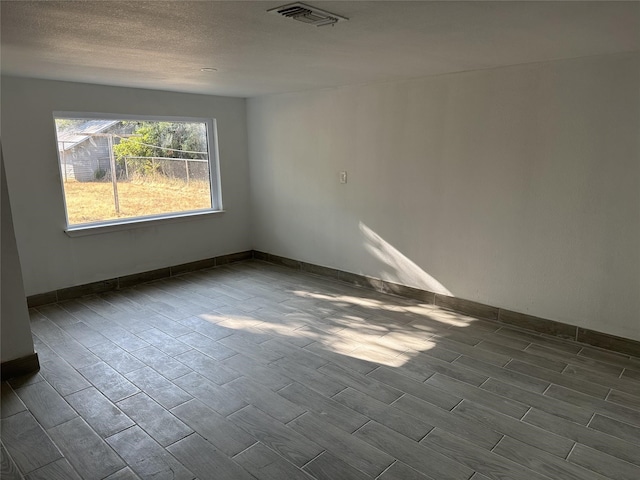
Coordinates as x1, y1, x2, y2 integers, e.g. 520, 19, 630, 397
54, 116, 217, 226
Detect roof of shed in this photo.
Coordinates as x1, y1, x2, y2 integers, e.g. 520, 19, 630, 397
57, 119, 119, 151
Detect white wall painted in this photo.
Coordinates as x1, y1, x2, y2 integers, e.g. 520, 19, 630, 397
248, 53, 640, 341
1, 77, 251, 295
1, 149, 35, 363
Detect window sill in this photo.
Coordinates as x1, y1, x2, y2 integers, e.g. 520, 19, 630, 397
65, 209, 225, 237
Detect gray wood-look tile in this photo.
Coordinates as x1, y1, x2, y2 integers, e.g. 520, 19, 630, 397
46, 339, 101, 370
588, 413, 640, 446
562, 364, 640, 396
525, 343, 624, 376
136, 328, 192, 357
1, 411, 62, 473
173, 348, 238, 384
354, 421, 472, 480
507, 359, 611, 398
23, 458, 81, 480
91, 325, 150, 353
228, 405, 323, 467
481, 377, 594, 425
568, 443, 640, 480
14, 381, 77, 429
469, 474, 493, 480
452, 399, 574, 457
226, 376, 306, 423
124, 366, 192, 409
59, 322, 110, 348
5, 261, 639, 480
107, 426, 194, 480
492, 435, 604, 480
172, 371, 247, 416
475, 339, 567, 372
377, 461, 434, 480
170, 399, 256, 456
302, 451, 370, 480
48, 417, 123, 480
130, 346, 192, 380
269, 342, 336, 372
168, 433, 264, 480
0, 383, 26, 419
428, 335, 512, 367
103, 467, 142, 480
607, 388, 640, 411
421, 428, 549, 480
116, 393, 192, 446
578, 347, 640, 370
333, 387, 433, 441
38, 358, 91, 396
65, 387, 134, 438
368, 367, 461, 410
1, 442, 24, 480
222, 353, 292, 391
7, 373, 44, 390
77, 362, 139, 402
495, 326, 582, 354
218, 335, 290, 364
454, 356, 550, 393
233, 441, 314, 480
402, 351, 489, 386
37, 304, 80, 328
272, 357, 347, 396
174, 331, 235, 360
304, 342, 377, 374
141, 313, 194, 338
393, 393, 501, 450
545, 384, 640, 426
404, 342, 460, 363
279, 383, 369, 433
88, 342, 145, 375
622, 368, 640, 382
523, 408, 640, 466
424, 373, 529, 418
289, 413, 394, 477
318, 362, 403, 404
177, 316, 235, 340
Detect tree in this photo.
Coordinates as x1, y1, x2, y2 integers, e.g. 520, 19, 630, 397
113, 121, 207, 176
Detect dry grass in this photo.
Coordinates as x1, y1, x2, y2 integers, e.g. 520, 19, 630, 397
63, 177, 212, 225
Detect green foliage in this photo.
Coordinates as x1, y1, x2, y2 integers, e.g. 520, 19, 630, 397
113, 121, 207, 177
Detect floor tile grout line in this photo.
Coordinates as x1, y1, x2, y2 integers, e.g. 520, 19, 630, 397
298, 449, 327, 470
374, 459, 398, 479
230, 440, 260, 459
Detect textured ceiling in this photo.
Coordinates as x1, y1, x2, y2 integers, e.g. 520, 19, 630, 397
1, 1, 638, 97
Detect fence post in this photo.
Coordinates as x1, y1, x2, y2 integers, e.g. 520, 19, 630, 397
107, 134, 120, 213
185, 159, 190, 184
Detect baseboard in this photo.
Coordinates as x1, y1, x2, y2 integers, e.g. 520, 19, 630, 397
26, 250, 253, 307
254, 251, 640, 358
1, 352, 40, 381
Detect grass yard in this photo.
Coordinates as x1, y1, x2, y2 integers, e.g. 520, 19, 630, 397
63, 177, 212, 225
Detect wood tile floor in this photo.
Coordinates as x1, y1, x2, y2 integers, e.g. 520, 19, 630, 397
2, 260, 640, 480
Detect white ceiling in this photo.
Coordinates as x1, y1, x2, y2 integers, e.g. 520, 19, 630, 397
1, 1, 638, 98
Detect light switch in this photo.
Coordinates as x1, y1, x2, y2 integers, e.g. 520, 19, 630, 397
340, 171, 347, 184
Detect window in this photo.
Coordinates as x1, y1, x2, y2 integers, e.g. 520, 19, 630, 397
53, 112, 222, 230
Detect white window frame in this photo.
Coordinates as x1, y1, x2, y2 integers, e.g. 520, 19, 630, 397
53, 111, 224, 236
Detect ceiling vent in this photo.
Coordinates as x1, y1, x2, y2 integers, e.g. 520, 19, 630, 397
268, 2, 348, 27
